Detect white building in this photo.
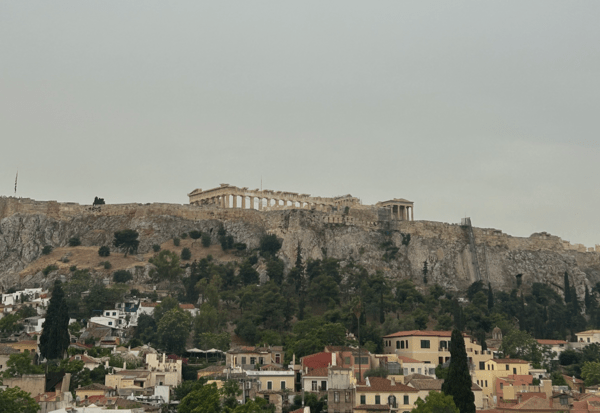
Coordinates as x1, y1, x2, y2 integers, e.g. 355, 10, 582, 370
1, 288, 46, 306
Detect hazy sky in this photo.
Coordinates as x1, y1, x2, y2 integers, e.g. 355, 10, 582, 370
1, 2, 599, 247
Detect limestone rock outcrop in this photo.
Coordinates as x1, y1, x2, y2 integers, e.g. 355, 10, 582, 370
1, 197, 599, 301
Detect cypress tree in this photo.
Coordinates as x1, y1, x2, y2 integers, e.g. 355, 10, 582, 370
564, 272, 571, 304
40, 281, 70, 360
487, 283, 494, 311
442, 329, 476, 413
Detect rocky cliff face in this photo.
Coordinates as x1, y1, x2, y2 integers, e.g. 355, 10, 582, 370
1, 197, 599, 300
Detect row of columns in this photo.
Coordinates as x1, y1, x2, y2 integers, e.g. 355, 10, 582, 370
204, 194, 333, 212
391, 205, 414, 221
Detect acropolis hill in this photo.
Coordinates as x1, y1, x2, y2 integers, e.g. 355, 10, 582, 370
0, 186, 599, 300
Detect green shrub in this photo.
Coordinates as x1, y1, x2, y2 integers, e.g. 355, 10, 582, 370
68, 237, 81, 247
103, 261, 112, 269
233, 242, 247, 251
98, 246, 111, 257
173, 238, 181, 247
113, 270, 133, 283
189, 230, 202, 240
259, 234, 282, 255
180, 233, 188, 239
69, 265, 77, 272
181, 248, 192, 260
152, 244, 161, 252
42, 245, 53, 255
201, 233, 211, 248
43, 264, 58, 276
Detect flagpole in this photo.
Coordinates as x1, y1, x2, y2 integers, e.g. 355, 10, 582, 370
14, 170, 18, 196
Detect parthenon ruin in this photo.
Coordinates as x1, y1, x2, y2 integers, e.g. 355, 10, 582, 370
187, 184, 414, 220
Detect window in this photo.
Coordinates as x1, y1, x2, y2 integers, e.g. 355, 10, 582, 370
406, 340, 409, 349
267, 381, 272, 390
259, 357, 264, 365
250, 357, 256, 365
312, 381, 318, 391
389, 396, 396, 407
404, 395, 409, 405
418, 368, 422, 374
397, 341, 401, 349
375, 395, 381, 404
421, 340, 430, 349
439, 357, 444, 364
108, 322, 112, 325
354, 357, 368, 365
479, 362, 485, 370
485, 380, 488, 387
345, 392, 350, 402
360, 395, 366, 405
513, 368, 517, 374
506, 364, 509, 370
113, 312, 116, 316
275, 354, 281, 364
560, 396, 568, 406
411, 368, 415, 373
500, 383, 503, 389
321, 380, 327, 390
280, 381, 286, 390
344, 357, 351, 365
334, 392, 340, 402
242, 357, 247, 365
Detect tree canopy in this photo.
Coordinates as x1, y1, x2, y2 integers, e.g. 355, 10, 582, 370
113, 229, 140, 256
441, 329, 475, 413
39, 282, 70, 360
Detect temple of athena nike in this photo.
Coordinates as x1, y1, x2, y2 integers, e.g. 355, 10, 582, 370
188, 184, 414, 220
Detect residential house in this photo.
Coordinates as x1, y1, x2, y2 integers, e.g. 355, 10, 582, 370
327, 366, 356, 413
575, 330, 600, 345
6, 340, 38, 354
226, 346, 284, 370
471, 358, 530, 401
145, 352, 183, 386
0, 345, 20, 372
246, 369, 295, 413
69, 353, 102, 371
137, 302, 159, 317
324, 346, 373, 382
75, 383, 116, 401
382, 330, 493, 370
536, 339, 568, 361
23, 316, 45, 333
405, 375, 485, 410
355, 376, 420, 412
179, 303, 199, 317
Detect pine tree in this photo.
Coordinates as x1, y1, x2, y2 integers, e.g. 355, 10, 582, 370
40, 281, 70, 360
442, 329, 476, 413
564, 272, 571, 304
488, 283, 494, 311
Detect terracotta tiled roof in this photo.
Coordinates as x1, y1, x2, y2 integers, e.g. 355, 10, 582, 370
302, 352, 332, 369
409, 379, 443, 390
76, 383, 115, 391
536, 339, 568, 345
513, 396, 551, 410
70, 354, 99, 364
179, 304, 196, 309
304, 367, 328, 377
34, 392, 57, 402
140, 302, 159, 307
356, 377, 419, 393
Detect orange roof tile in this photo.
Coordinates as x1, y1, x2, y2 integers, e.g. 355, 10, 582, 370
536, 339, 568, 345
492, 358, 529, 365
357, 377, 419, 393
397, 355, 424, 364
383, 330, 453, 338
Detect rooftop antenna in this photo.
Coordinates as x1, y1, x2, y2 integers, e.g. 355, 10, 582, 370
14, 169, 18, 196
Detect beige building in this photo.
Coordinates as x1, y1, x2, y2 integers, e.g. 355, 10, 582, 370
355, 376, 420, 412
0, 344, 20, 372
471, 358, 530, 400
145, 353, 183, 386
575, 329, 600, 344
382, 330, 492, 369
226, 346, 284, 370
75, 383, 116, 400
405, 376, 485, 410
6, 340, 38, 354
246, 369, 295, 413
